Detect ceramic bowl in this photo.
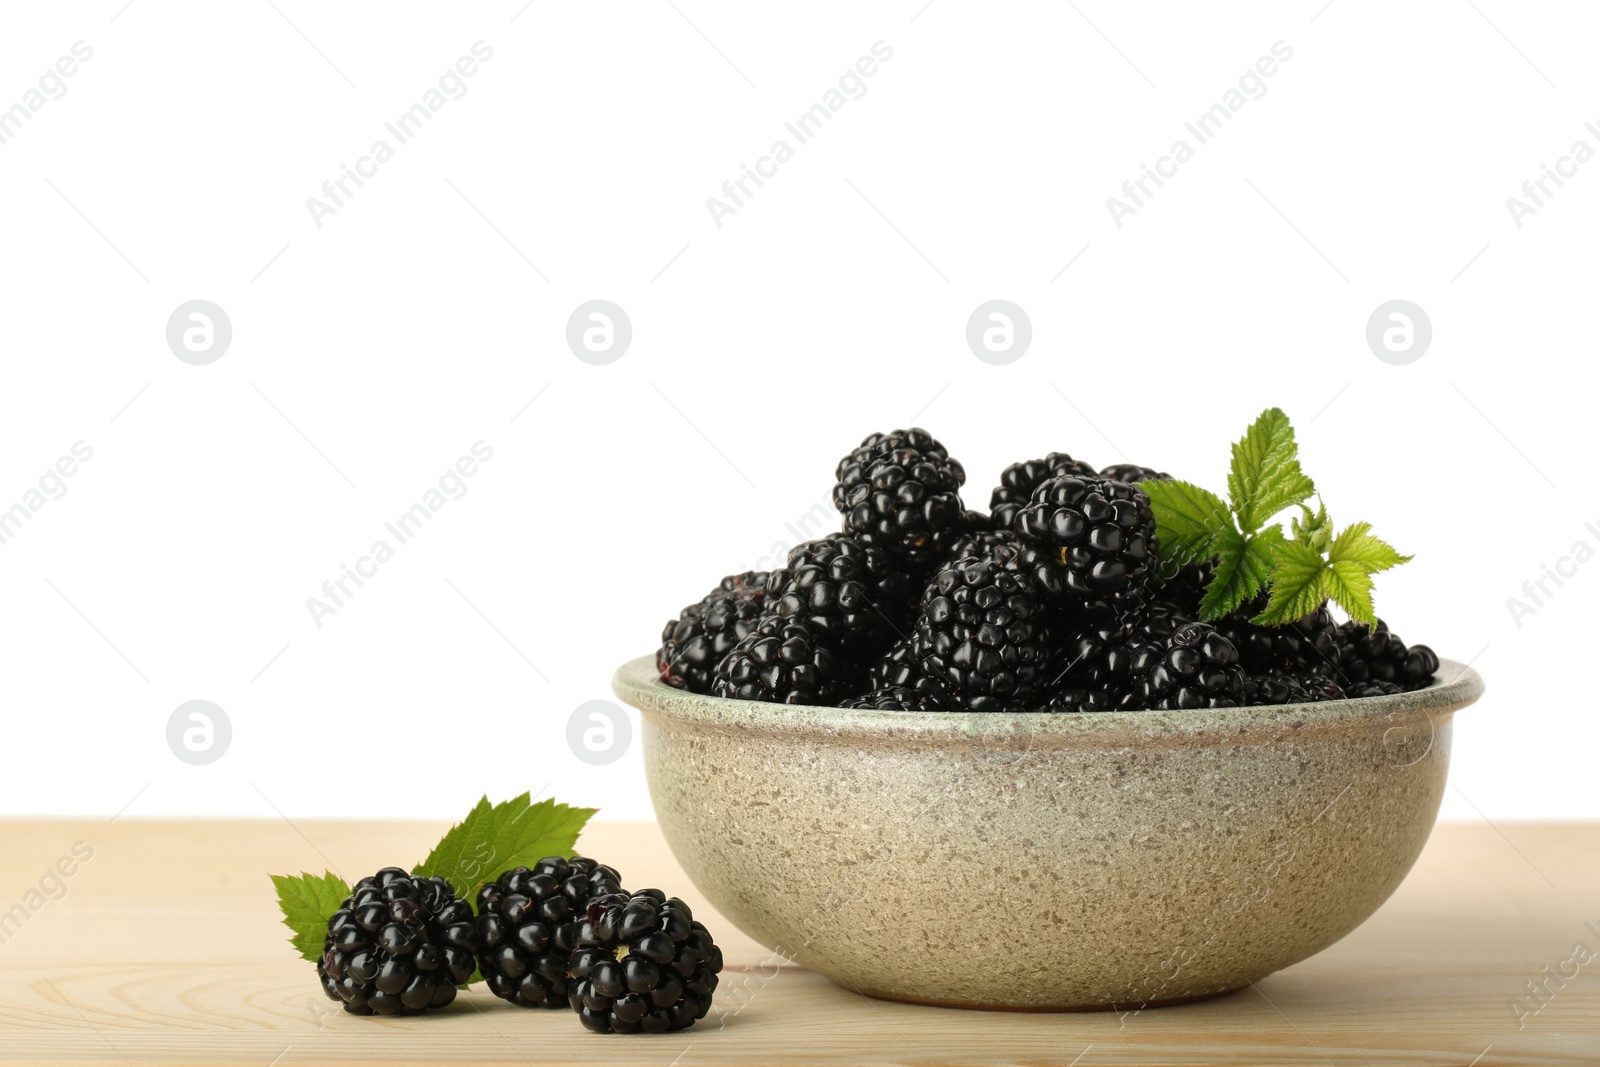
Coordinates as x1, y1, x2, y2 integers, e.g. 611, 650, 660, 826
613, 655, 1483, 1011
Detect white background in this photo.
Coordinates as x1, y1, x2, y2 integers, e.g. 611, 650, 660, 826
0, 1, 1594, 824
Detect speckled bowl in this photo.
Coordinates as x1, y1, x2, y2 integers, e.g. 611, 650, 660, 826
613, 655, 1483, 1011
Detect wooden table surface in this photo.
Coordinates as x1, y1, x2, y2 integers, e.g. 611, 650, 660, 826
0, 818, 1594, 1066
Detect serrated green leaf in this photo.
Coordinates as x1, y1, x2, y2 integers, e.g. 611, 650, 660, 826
414, 794, 598, 901
1141, 478, 1234, 567
1227, 408, 1316, 532
1324, 559, 1377, 625
1292, 499, 1332, 554
271, 871, 351, 963
1327, 521, 1412, 573
1252, 540, 1332, 625
1198, 525, 1285, 620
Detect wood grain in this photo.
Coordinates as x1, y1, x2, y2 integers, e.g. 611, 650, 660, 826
0, 818, 1593, 1065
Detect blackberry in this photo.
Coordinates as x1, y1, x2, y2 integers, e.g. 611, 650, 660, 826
476, 857, 625, 1009
1332, 619, 1439, 691
833, 428, 967, 566
1013, 475, 1154, 600
840, 685, 950, 711
1216, 599, 1342, 677
1123, 616, 1246, 710
658, 571, 782, 694
1242, 673, 1346, 706
989, 453, 1097, 530
1099, 463, 1172, 484
711, 615, 855, 705
945, 527, 1066, 600
1347, 679, 1409, 698
912, 556, 1050, 711
1039, 687, 1117, 713
774, 534, 912, 654
317, 868, 476, 1016
867, 636, 948, 701
568, 890, 723, 1034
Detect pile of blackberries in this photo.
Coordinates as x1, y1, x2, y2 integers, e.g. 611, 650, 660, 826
317, 857, 722, 1032
657, 428, 1439, 712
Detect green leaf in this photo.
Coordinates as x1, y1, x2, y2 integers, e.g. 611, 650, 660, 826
1198, 525, 1285, 620
271, 871, 351, 963
1292, 499, 1332, 554
414, 794, 598, 900
1252, 540, 1331, 626
1327, 521, 1412, 574
1324, 560, 1377, 626
1227, 408, 1316, 532
1141, 478, 1234, 567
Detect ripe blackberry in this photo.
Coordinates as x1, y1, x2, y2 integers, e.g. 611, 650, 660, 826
912, 556, 1050, 711
1013, 475, 1154, 600
833, 428, 967, 567
1242, 673, 1346, 706
1124, 617, 1245, 710
318, 868, 476, 1016
568, 890, 723, 1034
1216, 598, 1342, 677
658, 571, 782, 694
945, 527, 1066, 600
1039, 687, 1117, 713
711, 615, 855, 705
1332, 619, 1439, 691
774, 534, 912, 653
840, 685, 950, 711
476, 857, 624, 1009
1099, 463, 1172, 484
989, 453, 1097, 530
1347, 679, 1409, 698
867, 636, 948, 701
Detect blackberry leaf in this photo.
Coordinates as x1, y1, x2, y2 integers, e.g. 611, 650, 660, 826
1328, 521, 1412, 574
1200, 526, 1284, 619
1254, 540, 1331, 625
414, 794, 597, 901
1292, 499, 1333, 553
1141, 478, 1232, 566
1227, 408, 1315, 532
271, 871, 351, 963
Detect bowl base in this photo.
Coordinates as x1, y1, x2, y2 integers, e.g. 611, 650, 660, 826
847, 983, 1247, 1013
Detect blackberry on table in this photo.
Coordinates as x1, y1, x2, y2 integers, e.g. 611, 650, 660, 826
1099, 463, 1172, 484
774, 534, 912, 654
318, 868, 477, 1016
912, 556, 1050, 711
833, 428, 967, 567
1013, 475, 1154, 600
568, 890, 723, 1034
657, 571, 782, 694
476, 857, 625, 1009
712, 615, 855, 705
840, 685, 950, 712
989, 453, 1097, 530
1332, 619, 1439, 691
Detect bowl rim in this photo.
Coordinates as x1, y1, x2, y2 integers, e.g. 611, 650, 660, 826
613, 654, 1484, 747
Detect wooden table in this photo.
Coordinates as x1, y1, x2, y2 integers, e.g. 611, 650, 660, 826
0, 818, 1594, 1066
